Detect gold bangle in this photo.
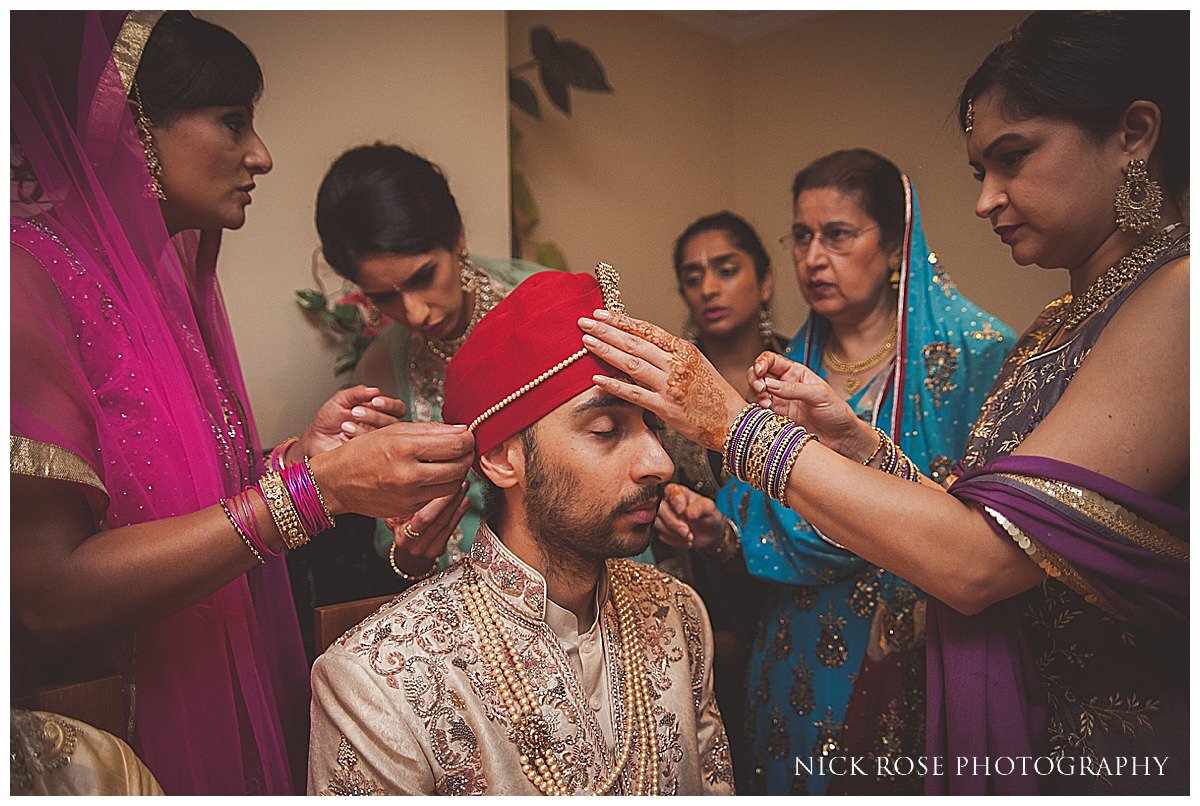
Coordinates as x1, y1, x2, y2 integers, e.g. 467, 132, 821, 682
388, 541, 437, 582
220, 498, 266, 565
303, 456, 336, 528
258, 470, 309, 550
863, 426, 888, 466
700, 518, 741, 565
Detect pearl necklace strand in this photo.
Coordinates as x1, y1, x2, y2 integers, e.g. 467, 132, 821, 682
460, 562, 659, 795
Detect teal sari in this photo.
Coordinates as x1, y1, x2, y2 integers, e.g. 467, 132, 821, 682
717, 180, 1013, 794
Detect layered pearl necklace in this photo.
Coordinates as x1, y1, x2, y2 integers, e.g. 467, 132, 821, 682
459, 562, 659, 795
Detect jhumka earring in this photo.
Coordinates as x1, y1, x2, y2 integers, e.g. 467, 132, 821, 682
963, 97, 975, 134
1113, 158, 1163, 234
888, 255, 902, 291
131, 82, 166, 201
758, 303, 774, 348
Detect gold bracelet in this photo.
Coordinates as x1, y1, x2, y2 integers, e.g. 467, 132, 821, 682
258, 470, 309, 550
700, 518, 741, 565
303, 456, 336, 529
220, 498, 266, 565
863, 426, 888, 466
388, 541, 437, 582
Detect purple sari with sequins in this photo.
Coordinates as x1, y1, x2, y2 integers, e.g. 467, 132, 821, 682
924, 238, 1189, 795
11, 12, 308, 794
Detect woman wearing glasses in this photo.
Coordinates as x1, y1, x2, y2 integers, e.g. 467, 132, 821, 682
652, 149, 1012, 794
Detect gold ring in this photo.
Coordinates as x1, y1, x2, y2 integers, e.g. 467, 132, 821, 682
402, 522, 421, 541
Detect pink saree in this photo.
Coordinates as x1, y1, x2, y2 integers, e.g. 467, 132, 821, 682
11, 12, 308, 794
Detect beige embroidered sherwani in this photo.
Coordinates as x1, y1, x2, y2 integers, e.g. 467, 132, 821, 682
308, 525, 736, 795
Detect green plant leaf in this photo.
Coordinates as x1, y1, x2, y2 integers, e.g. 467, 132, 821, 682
295, 288, 327, 311
332, 304, 359, 328
530, 26, 557, 62
539, 64, 571, 116
511, 170, 540, 230
558, 41, 612, 92
508, 73, 540, 119
535, 240, 568, 270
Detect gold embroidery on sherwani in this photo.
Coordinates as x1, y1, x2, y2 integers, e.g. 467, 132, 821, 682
320, 736, 387, 796
314, 525, 733, 796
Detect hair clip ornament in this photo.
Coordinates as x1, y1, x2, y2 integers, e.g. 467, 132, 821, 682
595, 262, 626, 315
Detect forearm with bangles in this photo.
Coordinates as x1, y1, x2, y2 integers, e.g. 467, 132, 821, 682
719, 408, 1040, 612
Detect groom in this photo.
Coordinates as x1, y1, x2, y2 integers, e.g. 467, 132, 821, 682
307, 269, 735, 795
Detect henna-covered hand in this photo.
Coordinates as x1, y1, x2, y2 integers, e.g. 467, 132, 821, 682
578, 309, 746, 451
748, 352, 877, 461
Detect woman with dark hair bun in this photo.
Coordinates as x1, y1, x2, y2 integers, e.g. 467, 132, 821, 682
315, 143, 563, 581
579, 11, 1188, 795
11, 12, 474, 794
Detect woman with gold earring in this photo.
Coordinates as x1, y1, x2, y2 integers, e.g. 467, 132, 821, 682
315, 144, 556, 582
11, 13, 475, 794
579, 11, 1188, 796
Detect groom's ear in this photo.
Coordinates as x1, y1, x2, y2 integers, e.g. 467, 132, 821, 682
478, 433, 525, 490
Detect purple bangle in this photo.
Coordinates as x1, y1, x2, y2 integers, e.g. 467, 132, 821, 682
766, 425, 807, 501
729, 407, 773, 482
280, 460, 334, 536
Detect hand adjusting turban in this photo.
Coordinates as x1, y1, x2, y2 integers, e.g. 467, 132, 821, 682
443, 264, 626, 460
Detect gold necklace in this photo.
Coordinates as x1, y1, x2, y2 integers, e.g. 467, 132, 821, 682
459, 562, 659, 795
424, 259, 496, 364
822, 318, 899, 394
1059, 224, 1183, 334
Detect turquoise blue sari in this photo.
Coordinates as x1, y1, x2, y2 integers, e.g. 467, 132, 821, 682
717, 180, 1013, 794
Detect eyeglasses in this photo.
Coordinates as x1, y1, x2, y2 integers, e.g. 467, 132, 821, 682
779, 223, 879, 255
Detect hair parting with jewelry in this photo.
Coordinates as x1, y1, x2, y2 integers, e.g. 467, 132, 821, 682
672, 211, 772, 282
959, 11, 1189, 204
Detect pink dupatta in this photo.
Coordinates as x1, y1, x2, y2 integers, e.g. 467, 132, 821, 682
11, 12, 308, 794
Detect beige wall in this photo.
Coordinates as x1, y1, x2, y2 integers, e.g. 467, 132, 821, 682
200, 11, 510, 444
508, 11, 735, 327
508, 11, 1066, 340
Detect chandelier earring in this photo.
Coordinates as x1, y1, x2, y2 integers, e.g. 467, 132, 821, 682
1113, 158, 1163, 233
758, 302, 775, 348
131, 82, 166, 201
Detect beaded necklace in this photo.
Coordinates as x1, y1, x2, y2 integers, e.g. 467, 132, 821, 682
459, 561, 659, 795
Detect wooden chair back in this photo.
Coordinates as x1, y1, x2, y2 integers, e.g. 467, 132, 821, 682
312, 594, 397, 656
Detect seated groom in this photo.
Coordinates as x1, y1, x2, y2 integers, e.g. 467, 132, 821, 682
307, 268, 735, 795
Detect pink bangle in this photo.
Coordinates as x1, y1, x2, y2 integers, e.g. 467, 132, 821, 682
280, 459, 335, 536
222, 487, 277, 563
237, 486, 278, 557
269, 436, 300, 473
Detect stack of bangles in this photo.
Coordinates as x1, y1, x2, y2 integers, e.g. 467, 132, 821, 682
862, 426, 921, 481
722, 404, 818, 508
220, 438, 336, 564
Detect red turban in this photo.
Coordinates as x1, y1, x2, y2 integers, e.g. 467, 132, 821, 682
442, 271, 619, 458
